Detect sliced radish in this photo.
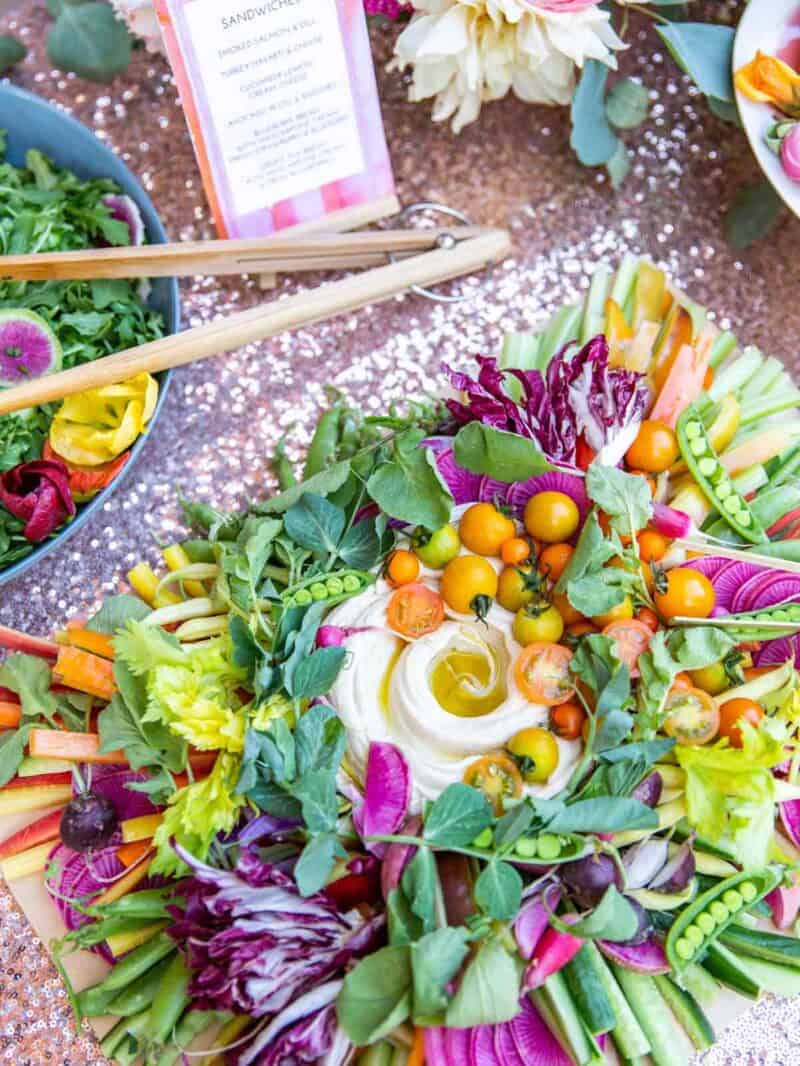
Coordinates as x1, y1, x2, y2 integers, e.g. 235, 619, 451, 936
505, 471, 590, 519
598, 935, 670, 974
781, 800, 800, 851
712, 561, 764, 611
470, 1025, 498, 1066
353, 742, 411, 858
684, 556, 734, 581
0, 309, 62, 385
757, 636, 800, 667
749, 577, 800, 612
510, 998, 573, 1066
101, 194, 145, 246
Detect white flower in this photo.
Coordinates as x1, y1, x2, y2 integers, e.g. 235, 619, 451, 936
391, 0, 625, 132
110, 0, 164, 54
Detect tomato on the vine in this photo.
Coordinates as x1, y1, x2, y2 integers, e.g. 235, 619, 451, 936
513, 603, 564, 646
440, 555, 498, 615
602, 618, 652, 677
497, 565, 537, 613
515, 642, 575, 705
654, 567, 715, 620
387, 584, 445, 638
507, 727, 560, 783
459, 503, 516, 557
413, 523, 461, 568
463, 753, 523, 814
625, 419, 679, 473
550, 701, 586, 740
718, 698, 764, 748
663, 686, 720, 746
524, 492, 580, 544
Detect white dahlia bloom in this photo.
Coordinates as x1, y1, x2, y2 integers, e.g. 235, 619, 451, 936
110, 0, 164, 54
391, 0, 626, 132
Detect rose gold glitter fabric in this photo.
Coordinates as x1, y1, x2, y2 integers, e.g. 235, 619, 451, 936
1, 0, 799, 1061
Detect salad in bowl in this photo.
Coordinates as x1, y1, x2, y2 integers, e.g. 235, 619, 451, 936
2, 256, 800, 1065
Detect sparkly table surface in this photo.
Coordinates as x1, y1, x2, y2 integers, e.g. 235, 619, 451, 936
2, 0, 800, 1062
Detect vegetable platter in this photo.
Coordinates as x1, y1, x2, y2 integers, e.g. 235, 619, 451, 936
0, 85, 179, 586
4, 254, 800, 1066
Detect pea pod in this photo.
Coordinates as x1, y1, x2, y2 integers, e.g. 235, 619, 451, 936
303, 406, 342, 480
470, 829, 591, 866
677, 406, 766, 544
96, 931, 176, 994
106, 953, 178, 1018
148, 950, 192, 1045
665, 867, 781, 971
711, 601, 800, 639
282, 568, 374, 609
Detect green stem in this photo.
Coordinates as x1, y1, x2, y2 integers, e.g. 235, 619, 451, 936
621, 1, 670, 24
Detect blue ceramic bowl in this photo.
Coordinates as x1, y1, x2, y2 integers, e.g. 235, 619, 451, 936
0, 85, 180, 588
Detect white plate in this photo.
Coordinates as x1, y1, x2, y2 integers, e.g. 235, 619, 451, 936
733, 0, 800, 218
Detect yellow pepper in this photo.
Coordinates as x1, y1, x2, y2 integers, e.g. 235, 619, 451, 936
735, 51, 800, 117
49, 373, 158, 467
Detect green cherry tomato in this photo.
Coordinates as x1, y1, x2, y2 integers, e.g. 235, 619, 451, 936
689, 661, 729, 696
513, 604, 565, 645
413, 523, 461, 569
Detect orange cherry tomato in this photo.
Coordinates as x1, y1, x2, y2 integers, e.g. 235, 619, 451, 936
463, 752, 523, 815
637, 607, 660, 633
602, 619, 652, 678
565, 620, 597, 639
718, 698, 764, 748
515, 642, 575, 706
501, 537, 532, 566
440, 555, 499, 614
625, 420, 679, 473
671, 672, 693, 691
592, 595, 634, 630
387, 583, 445, 639
637, 529, 669, 563
552, 591, 584, 626
599, 512, 633, 546
538, 543, 574, 584
663, 686, 720, 746
387, 549, 421, 587
654, 567, 715, 620
459, 503, 516, 557
524, 492, 580, 543
550, 701, 587, 740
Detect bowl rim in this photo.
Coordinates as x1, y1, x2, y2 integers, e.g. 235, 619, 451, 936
0, 84, 180, 589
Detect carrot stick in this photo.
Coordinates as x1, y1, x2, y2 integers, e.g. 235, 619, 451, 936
0, 625, 59, 659
2, 771, 72, 790
117, 839, 153, 868
0, 808, 64, 861
28, 728, 124, 765
0, 840, 56, 880
61, 625, 116, 661
94, 849, 153, 905
0, 783, 73, 816
0, 701, 21, 728
408, 1028, 426, 1066
121, 813, 163, 844
52, 646, 116, 701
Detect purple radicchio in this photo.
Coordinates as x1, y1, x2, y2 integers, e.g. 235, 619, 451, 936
237, 980, 351, 1066
166, 845, 382, 1019
444, 337, 649, 467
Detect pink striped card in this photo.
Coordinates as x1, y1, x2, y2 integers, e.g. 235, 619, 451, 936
153, 0, 397, 238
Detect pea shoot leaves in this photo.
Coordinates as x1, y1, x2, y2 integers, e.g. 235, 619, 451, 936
454, 423, 556, 482
367, 429, 454, 531
423, 783, 493, 847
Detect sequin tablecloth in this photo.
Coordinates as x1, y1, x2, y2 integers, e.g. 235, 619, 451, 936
1, 1, 800, 1062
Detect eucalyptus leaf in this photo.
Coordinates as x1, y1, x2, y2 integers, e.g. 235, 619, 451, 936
724, 182, 783, 250
453, 422, 555, 482
656, 23, 735, 102
571, 60, 619, 166
48, 2, 132, 82
606, 79, 650, 130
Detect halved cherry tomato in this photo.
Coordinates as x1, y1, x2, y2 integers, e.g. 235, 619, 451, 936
602, 619, 652, 678
440, 555, 498, 615
637, 607, 660, 633
507, 727, 560, 783
718, 697, 764, 748
463, 752, 523, 814
552, 591, 584, 626
515, 642, 574, 706
550, 701, 587, 740
625, 419, 679, 473
538, 543, 574, 584
459, 503, 516, 557
654, 567, 715, 620
663, 686, 720, 746
387, 549, 421, 587
637, 529, 669, 563
524, 492, 580, 544
387, 583, 445, 638
501, 537, 532, 566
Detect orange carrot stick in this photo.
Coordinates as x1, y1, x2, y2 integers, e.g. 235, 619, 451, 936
61, 625, 116, 661
408, 1028, 426, 1066
117, 839, 153, 868
0, 624, 59, 659
0, 808, 64, 862
0, 701, 21, 729
52, 646, 116, 701
94, 849, 153, 905
28, 729, 125, 765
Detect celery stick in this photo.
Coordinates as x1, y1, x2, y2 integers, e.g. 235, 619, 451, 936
581, 264, 613, 344
708, 346, 763, 402
675, 962, 720, 1007
500, 331, 542, 370
708, 329, 738, 369
747, 355, 785, 397
538, 304, 582, 366
610, 253, 639, 313
731, 464, 767, 496
740, 389, 800, 426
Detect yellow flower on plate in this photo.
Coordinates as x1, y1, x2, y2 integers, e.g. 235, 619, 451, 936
735, 51, 800, 118
390, 0, 624, 133
49, 372, 158, 467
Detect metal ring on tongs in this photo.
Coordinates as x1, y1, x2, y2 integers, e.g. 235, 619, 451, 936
389, 202, 473, 304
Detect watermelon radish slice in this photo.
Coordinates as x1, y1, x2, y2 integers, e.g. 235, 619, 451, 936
0, 309, 62, 385
102, 194, 145, 246
712, 561, 764, 612
748, 576, 800, 612
756, 636, 800, 666
730, 570, 773, 614
684, 555, 734, 581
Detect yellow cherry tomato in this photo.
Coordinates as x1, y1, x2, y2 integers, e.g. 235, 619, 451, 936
497, 565, 537, 613
459, 503, 516, 557
689, 661, 730, 696
49, 373, 158, 466
592, 595, 634, 629
654, 567, 715, 620
524, 492, 580, 544
440, 554, 499, 615
513, 604, 565, 646
507, 727, 560, 783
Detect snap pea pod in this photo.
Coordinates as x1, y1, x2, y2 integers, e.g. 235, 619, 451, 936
151, 1009, 230, 1066
470, 828, 591, 865
665, 867, 781, 971
677, 406, 766, 544
99, 1009, 151, 1060
282, 568, 374, 609
712, 601, 800, 639
148, 950, 192, 1045
271, 435, 297, 491
106, 953, 179, 1018
97, 931, 176, 993
86, 886, 178, 921
303, 406, 342, 480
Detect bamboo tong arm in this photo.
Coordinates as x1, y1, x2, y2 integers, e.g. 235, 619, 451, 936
0, 226, 489, 281
0, 229, 511, 414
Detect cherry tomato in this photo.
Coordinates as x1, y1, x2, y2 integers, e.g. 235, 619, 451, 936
501, 537, 532, 566
507, 727, 560, 784
625, 419, 679, 473
602, 619, 652, 678
565, 620, 597, 640
689, 661, 729, 697
515, 642, 575, 706
387, 549, 421, 587
592, 595, 634, 629
718, 697, 764, 748
513, 604, 565, 646
497, 565, 536, 613
325, 869, 382, 909
387, 583, 445, 639
663, 686, 720, 746
550, 701, 586, 740
413, 523, 461, 569
637, 607, 660, 633
672, 672, 693, 691
459, 503, 516, 557
637, 529, 669, 563
552, 591, 585, 626
524, 492, 580, 544
440, 555, 498, 615
654, 567, 715, 620
599, 513, 633, 546
463, 752, 523, 814
538, 543, 574, 584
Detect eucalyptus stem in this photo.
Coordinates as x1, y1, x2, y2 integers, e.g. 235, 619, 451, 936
621, 1, 670, 24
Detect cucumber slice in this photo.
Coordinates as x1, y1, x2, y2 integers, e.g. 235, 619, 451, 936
654, 975, 714, 1051
611, 966, 689, 1066
719, 924, 800, 970
563, 944, 616, 1035
589, 944, 651, 1059
701, 942, 760, 999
